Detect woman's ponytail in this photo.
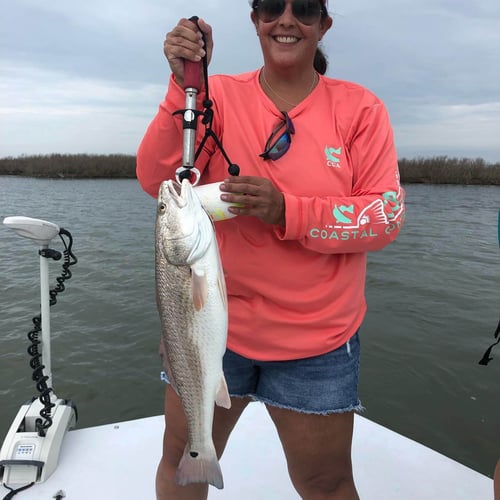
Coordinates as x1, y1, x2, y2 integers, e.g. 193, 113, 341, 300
314, 47, 328, 75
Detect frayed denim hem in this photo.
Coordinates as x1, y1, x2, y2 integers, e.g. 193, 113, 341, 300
230, 393, 365, 416
161, 372, 365, 415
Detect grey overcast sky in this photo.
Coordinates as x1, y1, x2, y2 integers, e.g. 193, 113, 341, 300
1, 0, 499, 161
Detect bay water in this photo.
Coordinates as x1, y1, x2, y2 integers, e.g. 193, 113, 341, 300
0, 177, 498, 478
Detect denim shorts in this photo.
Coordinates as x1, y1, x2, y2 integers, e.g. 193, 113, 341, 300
162, 331, 363, 415
223, 331, 363, 415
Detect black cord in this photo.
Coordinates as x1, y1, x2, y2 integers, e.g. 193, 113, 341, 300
26, 228, 77, 435
478, 316, 500, 365
1, 482, 35, 500
27, 313, 54, 436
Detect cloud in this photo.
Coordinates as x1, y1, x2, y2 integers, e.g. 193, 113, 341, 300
0, 62, 162, 155
395, 101, 500, 159
1, 0, 499, 161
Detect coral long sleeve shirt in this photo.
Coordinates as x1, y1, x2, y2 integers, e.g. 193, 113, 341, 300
137, 70, 405, 361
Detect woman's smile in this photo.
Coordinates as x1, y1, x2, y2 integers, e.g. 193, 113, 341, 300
272, 35, 301, 44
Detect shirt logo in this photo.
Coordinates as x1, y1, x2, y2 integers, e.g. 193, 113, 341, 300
333, 204, 354, 224
325, 146, 342, 168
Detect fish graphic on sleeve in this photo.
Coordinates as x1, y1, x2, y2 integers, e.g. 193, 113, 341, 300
332, 190, 404, 229
333, 201, 390, 229
333, 204, 354, 224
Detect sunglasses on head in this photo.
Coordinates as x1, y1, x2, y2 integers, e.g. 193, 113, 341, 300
252, 0, 326, 26
260, 112, 295, 161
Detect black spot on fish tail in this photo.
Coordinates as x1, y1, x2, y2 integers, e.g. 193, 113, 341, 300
190, 451, 199, 458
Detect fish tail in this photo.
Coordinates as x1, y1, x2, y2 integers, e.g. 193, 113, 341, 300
176, 443, 224, 490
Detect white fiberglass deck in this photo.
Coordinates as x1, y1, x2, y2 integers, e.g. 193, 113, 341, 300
2, 403, 493, 499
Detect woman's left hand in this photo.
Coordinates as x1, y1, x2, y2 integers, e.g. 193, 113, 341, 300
220, 176, 285, 226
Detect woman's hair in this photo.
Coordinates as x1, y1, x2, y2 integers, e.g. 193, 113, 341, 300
314, 47, 328, 75
251, 0, 330, 75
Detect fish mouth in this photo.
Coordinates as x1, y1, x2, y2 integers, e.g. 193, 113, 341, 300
157, 179, 199, 245
159, 179, 197, 210
163, 179, 186, 209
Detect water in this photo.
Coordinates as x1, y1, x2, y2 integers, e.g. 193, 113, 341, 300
0, 178, 499, 478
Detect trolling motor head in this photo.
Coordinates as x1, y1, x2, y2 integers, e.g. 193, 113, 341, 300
3, 217, 60, 246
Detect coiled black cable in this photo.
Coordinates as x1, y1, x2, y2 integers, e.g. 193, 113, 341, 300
26, 228, 77, 436
27, 313, 53, 436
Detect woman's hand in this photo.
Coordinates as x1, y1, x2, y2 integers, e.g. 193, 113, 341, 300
163, 18, 213, 87
220, 176, 285, 226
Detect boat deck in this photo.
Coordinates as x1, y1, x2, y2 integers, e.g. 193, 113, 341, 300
1, 403, 493, 499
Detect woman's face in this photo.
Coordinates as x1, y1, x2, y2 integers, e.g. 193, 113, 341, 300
251, 0, 332, 71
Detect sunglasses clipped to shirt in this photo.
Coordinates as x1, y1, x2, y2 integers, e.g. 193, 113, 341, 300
260, 111, 295, 161
252, 0, 326, 26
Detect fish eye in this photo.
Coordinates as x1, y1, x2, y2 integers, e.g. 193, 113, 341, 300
159, 203, 166, 212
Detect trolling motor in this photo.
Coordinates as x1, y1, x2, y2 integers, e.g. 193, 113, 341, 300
173, 16, 241, 221
0, 217, 77, 491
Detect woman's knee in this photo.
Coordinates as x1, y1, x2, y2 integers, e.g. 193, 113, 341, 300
289, 459, 357, 499
267, 406, 357, 498
161, 387, 190, 464
162, 431, 186, 470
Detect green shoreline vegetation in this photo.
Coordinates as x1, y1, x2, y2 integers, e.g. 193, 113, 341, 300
0, 154, 499, 185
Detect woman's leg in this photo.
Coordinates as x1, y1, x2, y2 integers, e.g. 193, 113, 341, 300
156, 385, 250, 500
494, 458, 500, 500
267, 405, 358, 500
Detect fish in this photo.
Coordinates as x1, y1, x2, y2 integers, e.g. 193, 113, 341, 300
155, 178, 231, 490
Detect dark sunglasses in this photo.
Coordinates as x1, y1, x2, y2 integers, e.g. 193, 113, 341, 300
252, 0, 325, 26
260, 112, 295, 161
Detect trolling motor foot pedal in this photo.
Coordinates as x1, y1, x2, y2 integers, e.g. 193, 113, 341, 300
0, 399, 77, 485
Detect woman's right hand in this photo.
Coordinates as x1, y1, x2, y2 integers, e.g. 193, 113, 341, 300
163, 18, 213, 88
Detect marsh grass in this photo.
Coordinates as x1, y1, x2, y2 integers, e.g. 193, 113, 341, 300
0, 154, 499, 185
398, 156, 500, 185
0, 154, 136, 178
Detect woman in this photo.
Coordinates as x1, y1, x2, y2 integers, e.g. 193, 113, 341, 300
137, 1, 405, 498
495, 459, 500, 500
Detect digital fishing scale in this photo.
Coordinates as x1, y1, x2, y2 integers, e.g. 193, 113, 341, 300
174, 16, 241, 221
0, 216, 77, 491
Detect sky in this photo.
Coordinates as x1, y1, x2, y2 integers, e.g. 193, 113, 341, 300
1, 0, 499, 162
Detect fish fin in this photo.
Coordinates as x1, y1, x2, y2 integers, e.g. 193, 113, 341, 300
216, 251, 228, 310
191, 266, 208, 311
215, 375, 231, 409
217, 272, 227, 311
176, 443, 224, 490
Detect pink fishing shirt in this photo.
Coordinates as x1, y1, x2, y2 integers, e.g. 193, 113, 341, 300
137, 70, 405, 361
